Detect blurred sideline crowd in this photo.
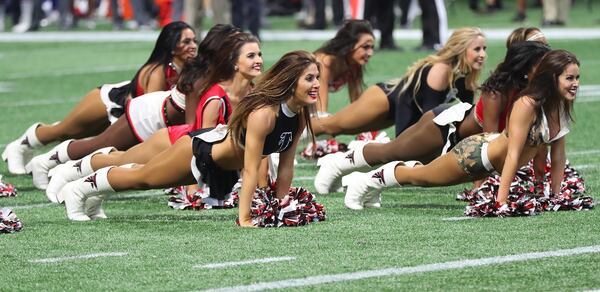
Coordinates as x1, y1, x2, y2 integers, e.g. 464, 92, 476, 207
0, 0, 590, 49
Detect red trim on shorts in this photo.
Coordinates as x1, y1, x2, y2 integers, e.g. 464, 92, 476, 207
125, 99, 144, 143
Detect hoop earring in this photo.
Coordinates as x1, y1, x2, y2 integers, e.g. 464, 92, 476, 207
234, 65, 239, 71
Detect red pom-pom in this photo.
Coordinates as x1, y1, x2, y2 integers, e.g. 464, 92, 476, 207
0, 176, 17, 198
237, 186, 327, 227
0, 208, 23, 234
459, 159, 593, 217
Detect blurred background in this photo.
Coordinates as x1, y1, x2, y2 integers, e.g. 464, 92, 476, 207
1, 0, 597, 34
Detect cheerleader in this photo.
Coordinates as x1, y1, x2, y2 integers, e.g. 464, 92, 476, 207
59, 51, 320, 227
2, 21, 197, 175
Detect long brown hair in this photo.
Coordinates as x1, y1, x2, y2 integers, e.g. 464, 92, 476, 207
229, 51, 319, 147
315, 19, 373, 101
176, 24, 242, 95
183, 32, 258, 101
519, 50, 579, 128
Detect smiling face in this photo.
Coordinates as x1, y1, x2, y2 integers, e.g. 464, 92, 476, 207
557, 63, 580, 101
235, 42, 263, 80
290, 63, 320, 109
172, 28, 198, 63
464, 35, 487, 71
350, 33, 375, 66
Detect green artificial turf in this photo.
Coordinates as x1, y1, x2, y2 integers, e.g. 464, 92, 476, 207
1, 28, 600, 291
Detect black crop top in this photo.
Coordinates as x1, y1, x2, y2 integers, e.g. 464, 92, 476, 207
241, 102, 300, 155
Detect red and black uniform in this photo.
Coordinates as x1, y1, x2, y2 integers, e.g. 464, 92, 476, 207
167, 84, 231, 144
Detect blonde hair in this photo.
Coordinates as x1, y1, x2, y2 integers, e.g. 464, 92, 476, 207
392, 27, 484, 103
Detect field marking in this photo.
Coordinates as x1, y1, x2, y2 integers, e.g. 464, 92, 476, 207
194, 256, 296, 269
4, 96, 82, 107
0, 82, 12, 92
199, 245, 600, 292
569, 149, 600, 156
4, 190, 163, 210
442, 216, 475, 221
3, 28, 600, 43
9, 203, 55, 210
30, 252, 127, 264
576, 164, 599, 170
576, 96, 600, 103
4, 65, 138, 80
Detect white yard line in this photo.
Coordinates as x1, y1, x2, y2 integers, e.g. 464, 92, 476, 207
442, 216, 475, 221
4, 190, 163, 210
199, 245, 600, 292
575, 164, 599, 170
9, 203, 55, 210
194, 256, 296, 269
576, 96, 600, 103
3, 28, 600, 43
4, 97, 82, 107
0, 82, 12, 92
4, 65, 137, 80
30, 252, 127, 264
569, 149, 600, 156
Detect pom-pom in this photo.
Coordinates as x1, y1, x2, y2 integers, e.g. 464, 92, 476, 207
300, 138, 347, 160
236, 186, 326, 227
458, 159, 593, 217
0, 208, 23, 234
167, 183, 239, 210
0, 175, 17, 198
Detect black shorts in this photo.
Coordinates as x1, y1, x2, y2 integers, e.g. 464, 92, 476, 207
189, 128, 239, 200
98, 81, 132, 123
432, 103, 468, 152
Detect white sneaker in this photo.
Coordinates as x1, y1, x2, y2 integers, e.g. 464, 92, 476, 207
26, 139, 72, 190
314, 152, 346, 195
363, 192, 382, 208
342, 161, 403, 210
61, 167, 114, 221
85, 195, 107, 220
61, 180, 92, 221
314, 142, 372, 195
341, 172, 373, 210
47, 160, 83, 203
2, 141, 31, 174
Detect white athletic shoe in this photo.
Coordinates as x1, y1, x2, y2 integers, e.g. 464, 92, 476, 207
26, 139, 72, 190
2, 141, 31, 174
47, 146, 114, 203
61, 167, 114, 221
61, 180, 92, 221
85, 195, 107, 220
314, 152, 346, 195
2, 123, 42, 174
314, 142, 371, 195
47, 161, 83, 203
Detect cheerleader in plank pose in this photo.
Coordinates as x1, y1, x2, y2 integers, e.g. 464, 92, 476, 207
30, 31, 259, 192
314, 28, 549, 199
313, 19, 374, 113
2, 21, 197, 175
59, 51, 319, 227
342, 50, 579, 212
311, 27, 485, 139
45, 29, 260, 201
